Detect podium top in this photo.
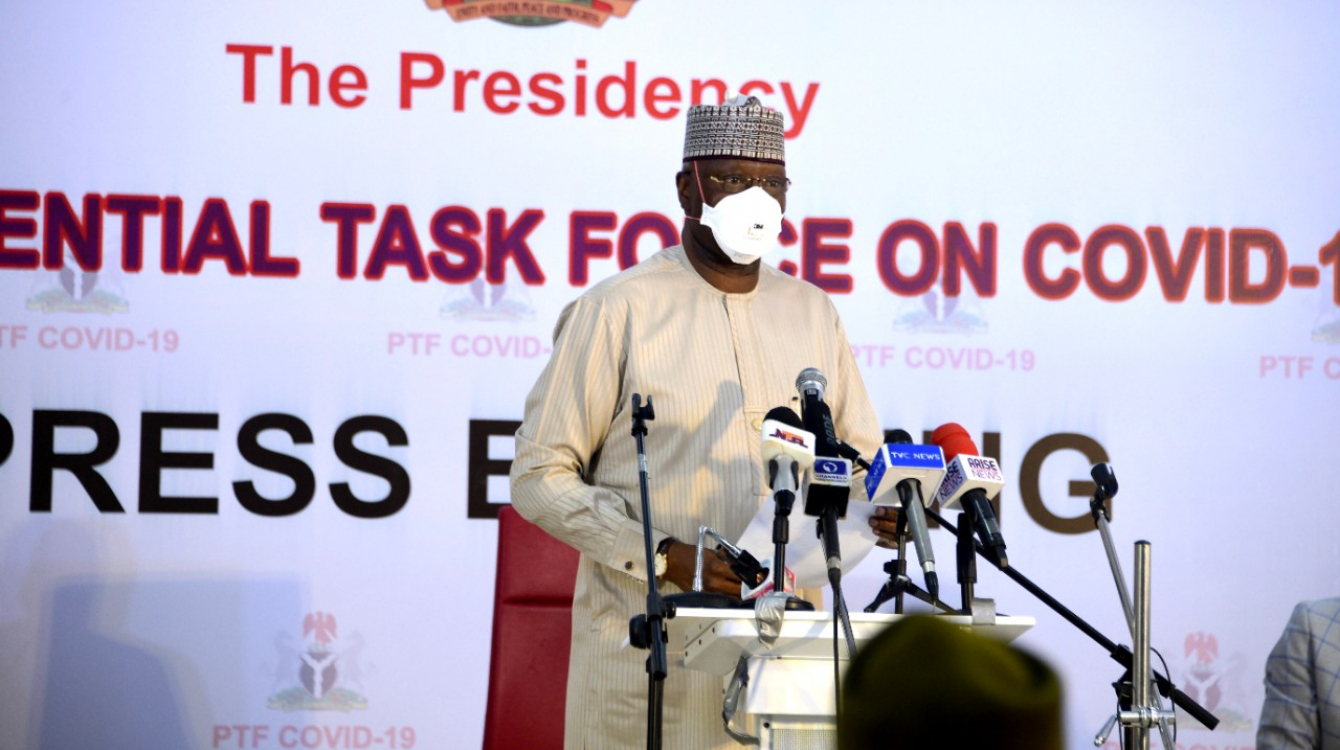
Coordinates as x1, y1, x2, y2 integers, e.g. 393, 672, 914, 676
667, 608, 1036, 675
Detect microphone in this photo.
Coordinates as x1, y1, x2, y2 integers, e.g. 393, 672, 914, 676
794, 368, 846, 517
761, 406, 815, 496
1091, 462, 1118, 501
795, 368, 837, 452
758, 406, 814, 596
930, 423, 1009, 568
865, 430, 945, 599
795, 368, 850, 581
810, 456, 852, 576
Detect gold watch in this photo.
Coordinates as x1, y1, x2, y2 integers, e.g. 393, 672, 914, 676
654, 537, 675, 579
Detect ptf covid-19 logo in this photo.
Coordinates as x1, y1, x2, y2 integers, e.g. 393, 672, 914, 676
268, 612, 371, 712
1173, 630, 1255, 734
424, 0, 639, 28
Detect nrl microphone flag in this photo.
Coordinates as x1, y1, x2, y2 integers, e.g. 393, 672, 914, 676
760, 406, 817, 489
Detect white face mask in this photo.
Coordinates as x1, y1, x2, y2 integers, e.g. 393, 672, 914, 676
691, 164, 785, 265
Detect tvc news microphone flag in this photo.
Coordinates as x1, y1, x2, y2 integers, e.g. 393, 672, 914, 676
2, 3, 1338, 750
865, 443, 947, 507
865, 433, 946, 597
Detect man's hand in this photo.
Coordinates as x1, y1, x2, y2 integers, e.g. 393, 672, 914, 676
868, 506, 904, 549
663, 541, 742, 598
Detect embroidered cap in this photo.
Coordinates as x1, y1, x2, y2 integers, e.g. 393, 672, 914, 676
682, 94, 785, 164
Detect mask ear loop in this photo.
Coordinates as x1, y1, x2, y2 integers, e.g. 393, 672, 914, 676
685, 161, 706, 222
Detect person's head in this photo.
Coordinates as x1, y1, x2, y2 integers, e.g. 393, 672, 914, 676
676, 95, 788, 267
840, 615, 1064, 750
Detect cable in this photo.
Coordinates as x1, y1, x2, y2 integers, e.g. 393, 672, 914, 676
1151, 646, 1176, 744
832, 586, 841, 718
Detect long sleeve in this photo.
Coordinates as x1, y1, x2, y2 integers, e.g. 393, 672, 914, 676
506, 245, 890, 749
829, 302, 884, 497
1259, 602, 1322, 750
510, 294, 669, 582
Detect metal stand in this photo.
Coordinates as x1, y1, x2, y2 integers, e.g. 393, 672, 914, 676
1094, 543, 1177, 748
772, 485, 794, 597
1087, 465, 1176, 749
821, 506, 858, 656
863, 510, 959, 615
1089, 464, 1135, 637
922, 506, 1219, 733
955, 511, 996, 622
624, 394, 668, 750
689, 526, 812, 609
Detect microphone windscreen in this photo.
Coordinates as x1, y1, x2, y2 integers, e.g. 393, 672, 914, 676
1091, 463, 1118, 497
795, 367, 827, 394
764, 406, 803, 428
931, 422, 979, 462
888, 428, 913, 444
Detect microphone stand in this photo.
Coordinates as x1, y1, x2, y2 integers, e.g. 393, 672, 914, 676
772, 483, 794, 597
956, 511, 977, 615
764, 481, 815, 610
923, 506, 1219, 732
952, 509, 998, 621
626, 394, 743, 750
1087, 470, 1176, 750
819, 505, 858, 656
893, 511, 910, 614
841, 449, 956, 616
847, 446, 1215, 728
863, 512, 959, 615
796, 374, 857, 659
624, 394, 669, 750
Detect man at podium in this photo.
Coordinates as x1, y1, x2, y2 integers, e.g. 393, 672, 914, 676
510, 95, 883, 748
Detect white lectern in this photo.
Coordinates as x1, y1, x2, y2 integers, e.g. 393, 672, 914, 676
667, 608, 1035, 749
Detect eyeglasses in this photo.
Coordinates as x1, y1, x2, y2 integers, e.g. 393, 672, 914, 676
706, 173, 791, 195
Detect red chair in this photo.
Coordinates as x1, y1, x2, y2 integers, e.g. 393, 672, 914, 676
482, 505, 581, 750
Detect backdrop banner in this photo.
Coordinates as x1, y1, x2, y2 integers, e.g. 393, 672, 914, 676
3, 2, 1338, 749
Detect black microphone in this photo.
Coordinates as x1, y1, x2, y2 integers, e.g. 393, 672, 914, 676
795, 368, 840, 457
1091, 462, 1118, 501
795, 368, 851, 579
930, 423, 1009, 568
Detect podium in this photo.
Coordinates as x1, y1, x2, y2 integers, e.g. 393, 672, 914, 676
667, 608, 1035, 749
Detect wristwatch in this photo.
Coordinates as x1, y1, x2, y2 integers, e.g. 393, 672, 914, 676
654, 537, 676, 580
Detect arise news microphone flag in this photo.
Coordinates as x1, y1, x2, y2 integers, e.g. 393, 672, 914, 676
931, 423, 1009, 568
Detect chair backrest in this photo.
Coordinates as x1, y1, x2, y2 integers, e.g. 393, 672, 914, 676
481, 505, 581, 750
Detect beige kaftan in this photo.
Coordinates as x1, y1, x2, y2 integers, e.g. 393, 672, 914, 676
510, 245, 883, 749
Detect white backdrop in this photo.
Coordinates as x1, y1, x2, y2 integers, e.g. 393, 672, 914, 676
2, 2, 1339, 749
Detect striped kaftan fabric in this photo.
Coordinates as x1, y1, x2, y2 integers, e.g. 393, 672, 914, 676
511, 245, 883, 750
